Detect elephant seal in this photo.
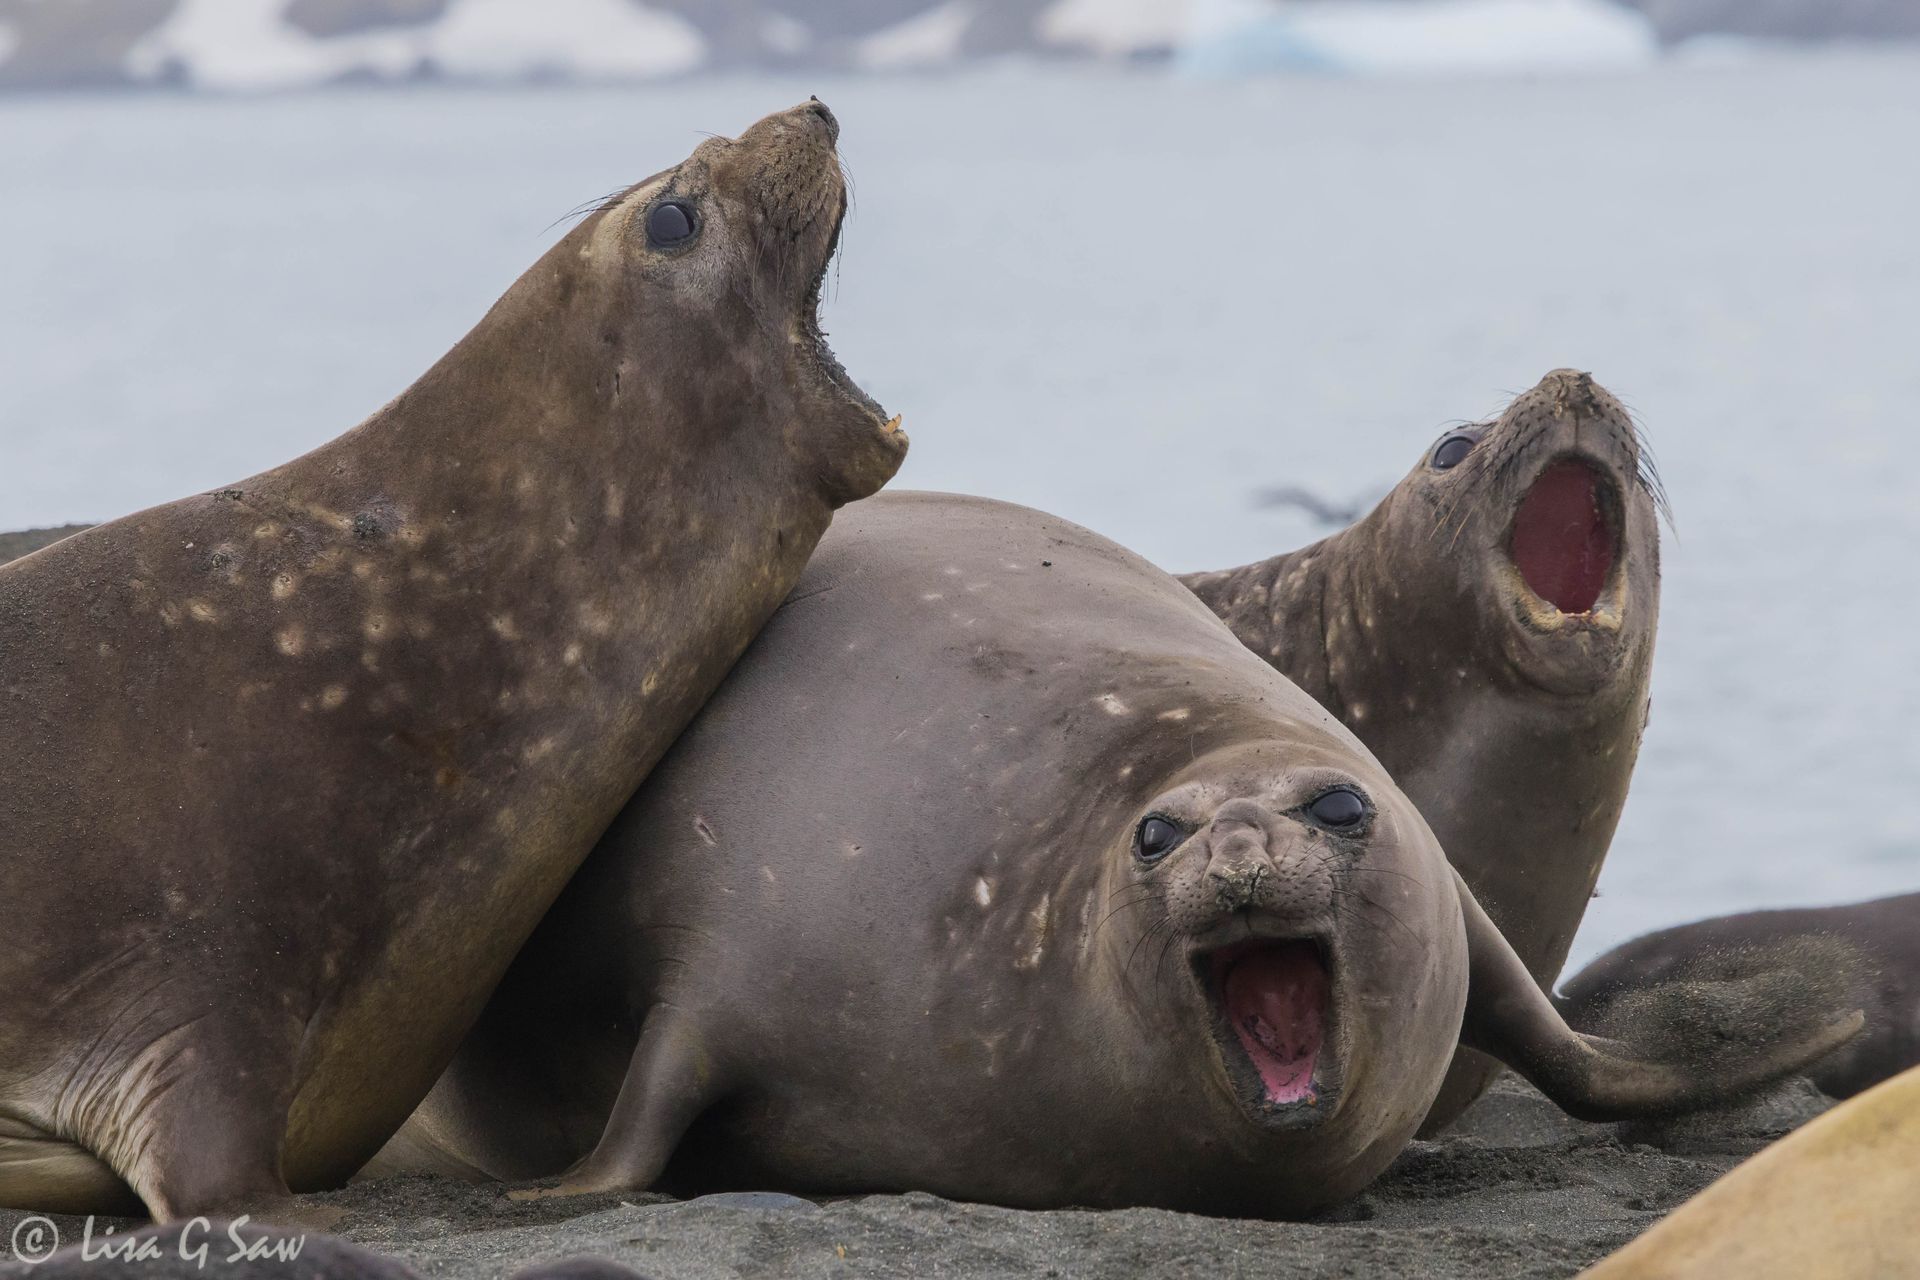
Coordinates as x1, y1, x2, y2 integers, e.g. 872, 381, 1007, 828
1182, 368, 1662, 1129
377, 495, 1850, 1216
0, 100, 904, 1222
1580, 1062, 1920, 1279
1561, 893, 1920, 1099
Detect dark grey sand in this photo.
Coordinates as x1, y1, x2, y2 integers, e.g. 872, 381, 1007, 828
0, 1077, 1830, 1279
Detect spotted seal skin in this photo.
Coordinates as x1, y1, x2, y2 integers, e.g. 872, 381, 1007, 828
1181, 369, 1662, 1131
1560, 893, 1920, 1100
373, 495, 1848, 1217
0, 100, 904, 1222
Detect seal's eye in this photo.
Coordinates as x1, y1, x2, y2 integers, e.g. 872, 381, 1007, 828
1135, 815, 1187, 863
1430, 431, 1480, 471
646, 201, 697, 249
1305, 787, 1367, 830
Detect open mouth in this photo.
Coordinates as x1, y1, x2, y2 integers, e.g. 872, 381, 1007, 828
1202, 939, 1332, 1112
1507, 458, 1620, 617
799, 201, 894, 429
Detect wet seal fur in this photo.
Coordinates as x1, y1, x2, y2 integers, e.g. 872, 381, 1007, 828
1561, 893, 1920, 1099
375, 495, 1850, 1217
0, 101, 904, 1222
1183, 369, 1662, 1130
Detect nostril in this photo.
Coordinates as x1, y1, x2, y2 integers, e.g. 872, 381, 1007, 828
805, 97, 839, 143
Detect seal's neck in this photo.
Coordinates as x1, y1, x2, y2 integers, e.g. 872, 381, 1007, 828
1179, 527, 1368, 723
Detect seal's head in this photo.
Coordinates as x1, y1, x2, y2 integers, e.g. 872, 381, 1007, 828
506, 99, 904, 507
1372, 369, 1661, 696
1113, 737, 1465, 1201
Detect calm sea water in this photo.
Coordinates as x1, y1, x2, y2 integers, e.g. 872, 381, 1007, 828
3, 56, 1916, 969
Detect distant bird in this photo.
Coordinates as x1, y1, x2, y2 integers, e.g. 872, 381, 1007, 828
1248, 485, 1373, 527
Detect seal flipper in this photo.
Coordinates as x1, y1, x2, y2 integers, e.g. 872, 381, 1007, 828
510, 1007, 716, 1200
1452, 870, 1864, 1121
115, 1068, 309, 1224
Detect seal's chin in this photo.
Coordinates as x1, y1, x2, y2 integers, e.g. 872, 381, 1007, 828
1501, 456, 1627, 637
1196, 937, 1338, 1126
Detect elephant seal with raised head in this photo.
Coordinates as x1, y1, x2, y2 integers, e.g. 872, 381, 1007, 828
0, 100, 903, 1221
377, 494, 1847, 1216
1183, 369, 1662, 1129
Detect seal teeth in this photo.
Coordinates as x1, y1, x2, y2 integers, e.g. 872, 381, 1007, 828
884, 415, 902, 434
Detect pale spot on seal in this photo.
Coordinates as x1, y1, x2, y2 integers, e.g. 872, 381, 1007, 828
252, 522, 280, 540
489, 614, 519, 641
158, 602, 181, 627
361, 650, 381, 673
494, 810, 521, 836
974, 877, 993, 907
604, 484, 626, 520
275, 626, 304, 657
522, 737, 557, 763
318, 684, 348, 711
1014, 893, 1051, 971
364, 613, 390, 641
642, 671, 661, 696
563, 643, 584, 666
1351, 702, 1370, 722
921, 592, 944, 602
408, 617, 435, 640
271, 573, 298, 600
1096, 694, 1130, 716
1158, 708, 1191, 722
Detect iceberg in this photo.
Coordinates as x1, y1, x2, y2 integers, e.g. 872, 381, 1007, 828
1176, 0, 1660, 77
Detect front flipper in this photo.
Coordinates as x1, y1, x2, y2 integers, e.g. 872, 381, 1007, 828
1454, 870, 1864, 1121
510, 1007, 719, 1201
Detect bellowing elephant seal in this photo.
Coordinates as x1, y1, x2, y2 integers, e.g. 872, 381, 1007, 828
378, 495, 1849, 1216
1560, 893, 1920, 1099
1182, 369, 1662, 1129
0, 101, 903, 1221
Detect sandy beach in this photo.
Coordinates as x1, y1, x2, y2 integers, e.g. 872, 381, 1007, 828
0, 1076, 1829, 1279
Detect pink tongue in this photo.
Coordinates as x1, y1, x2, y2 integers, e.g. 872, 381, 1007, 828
1223, 943, 1326, 1104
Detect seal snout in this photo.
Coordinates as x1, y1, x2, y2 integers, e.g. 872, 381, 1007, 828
803, 95, 840, 143
1199, 799, 1334, 922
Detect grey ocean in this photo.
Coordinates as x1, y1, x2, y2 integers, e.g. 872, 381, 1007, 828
3, 55, 1915, 968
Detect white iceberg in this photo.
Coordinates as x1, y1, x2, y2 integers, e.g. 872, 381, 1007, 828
1177, 0, 1661, 76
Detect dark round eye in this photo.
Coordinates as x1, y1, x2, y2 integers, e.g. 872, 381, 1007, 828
646, 200, 696, 248
1305, 787, 1367, 829
1431, 432, 1479, 470
1135, 815, 1187, 863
